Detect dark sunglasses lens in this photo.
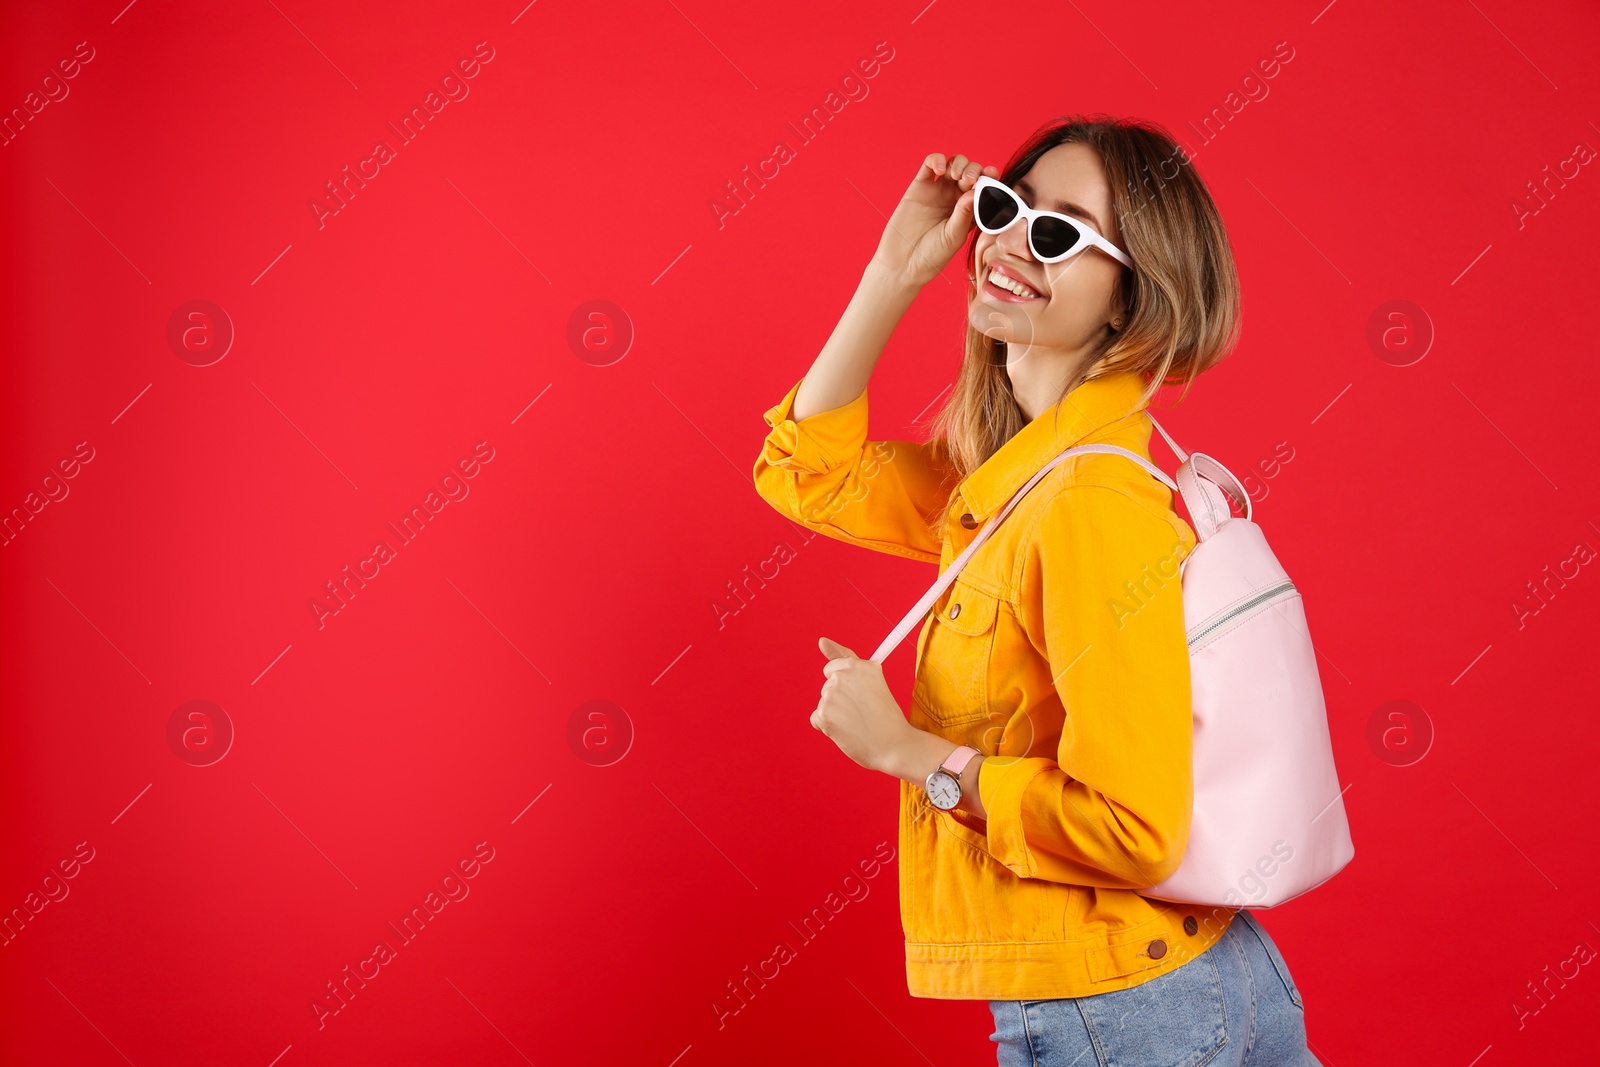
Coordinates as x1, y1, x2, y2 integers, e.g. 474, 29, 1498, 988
1030, 217, 1084, 260
976, 185, 1019, 231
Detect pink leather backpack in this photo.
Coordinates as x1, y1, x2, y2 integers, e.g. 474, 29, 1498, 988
870, 416, 1355, 909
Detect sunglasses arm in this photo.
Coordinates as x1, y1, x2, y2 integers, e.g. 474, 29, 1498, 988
1092, 237, 1135, 270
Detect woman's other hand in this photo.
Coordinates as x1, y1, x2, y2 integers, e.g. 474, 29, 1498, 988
811, 637, 914, 773
871, 153, 1000, 290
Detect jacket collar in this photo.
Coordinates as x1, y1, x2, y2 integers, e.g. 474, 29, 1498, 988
955, 369, 1152, 521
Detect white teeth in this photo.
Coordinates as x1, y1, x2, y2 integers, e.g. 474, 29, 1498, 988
987, 268, 1039, 298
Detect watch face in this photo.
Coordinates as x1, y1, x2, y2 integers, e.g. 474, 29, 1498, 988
926, 770, 961, 810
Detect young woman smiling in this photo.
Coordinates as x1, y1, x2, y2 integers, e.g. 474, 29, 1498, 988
752, 116, 1322, 1065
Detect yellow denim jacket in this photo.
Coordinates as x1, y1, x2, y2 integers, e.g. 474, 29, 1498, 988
753, 368, 1237, 1000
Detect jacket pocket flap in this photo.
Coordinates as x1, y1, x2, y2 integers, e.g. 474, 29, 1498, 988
937, 581, 1000, 635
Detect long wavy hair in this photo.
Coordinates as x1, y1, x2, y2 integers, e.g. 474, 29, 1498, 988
927, 114, 1241, 484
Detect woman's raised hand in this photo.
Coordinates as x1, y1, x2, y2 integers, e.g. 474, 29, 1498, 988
871, 153, 1000, 290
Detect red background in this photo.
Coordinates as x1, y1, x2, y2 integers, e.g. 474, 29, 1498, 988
3, 1, 1598, 1064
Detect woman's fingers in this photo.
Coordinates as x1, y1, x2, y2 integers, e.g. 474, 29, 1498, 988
951, 156, 979, 190
920, 152, 989, 185
951, 154, 991, 187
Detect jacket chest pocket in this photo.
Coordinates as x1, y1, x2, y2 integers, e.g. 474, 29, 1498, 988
912, 579, 1001, 727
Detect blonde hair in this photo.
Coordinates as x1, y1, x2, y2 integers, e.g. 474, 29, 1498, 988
927, 113, 1241, 481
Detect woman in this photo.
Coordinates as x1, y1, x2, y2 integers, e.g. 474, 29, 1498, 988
752, 115, 1321, 1065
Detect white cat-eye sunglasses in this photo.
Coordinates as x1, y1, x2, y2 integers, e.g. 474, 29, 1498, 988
973, 175, 1133, 268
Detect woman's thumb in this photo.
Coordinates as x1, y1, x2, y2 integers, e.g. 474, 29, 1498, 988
944, 188, 975, 240
819, 636, 858, 661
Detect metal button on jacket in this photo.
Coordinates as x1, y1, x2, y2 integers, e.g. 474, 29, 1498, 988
959, 512, 978, 529
1184, 915, 1199, 936
948, 603, 962, 619
1148, 939, 1167, 960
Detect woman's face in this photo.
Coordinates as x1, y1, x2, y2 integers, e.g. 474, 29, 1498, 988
968, 142, 1126, 369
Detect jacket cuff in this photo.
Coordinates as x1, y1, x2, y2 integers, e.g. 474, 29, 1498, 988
760, 378, 869, 475
978, 755, 1056, 878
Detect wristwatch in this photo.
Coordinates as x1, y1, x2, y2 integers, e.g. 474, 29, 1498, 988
924, 745, 980, 811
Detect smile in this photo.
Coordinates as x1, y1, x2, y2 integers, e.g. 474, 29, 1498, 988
984, 267, 1043, 301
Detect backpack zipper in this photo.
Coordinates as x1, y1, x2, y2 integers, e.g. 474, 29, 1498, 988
1187, 578, 1298, 650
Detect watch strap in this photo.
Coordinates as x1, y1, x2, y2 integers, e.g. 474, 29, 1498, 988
939, 745, 980, 779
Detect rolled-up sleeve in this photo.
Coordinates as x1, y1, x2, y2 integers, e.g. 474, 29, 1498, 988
753, 378, 958, 564
978, 485, 1195, 888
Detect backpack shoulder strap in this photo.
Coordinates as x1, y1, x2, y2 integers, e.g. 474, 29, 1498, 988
870, 442, 1160, 663
1148, 413, 1189, 463
1056, 443, 1179, 492
868, 426, 1256, 663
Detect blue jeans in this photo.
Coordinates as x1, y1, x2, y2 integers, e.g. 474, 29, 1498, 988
988, 910, 1320, 1067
